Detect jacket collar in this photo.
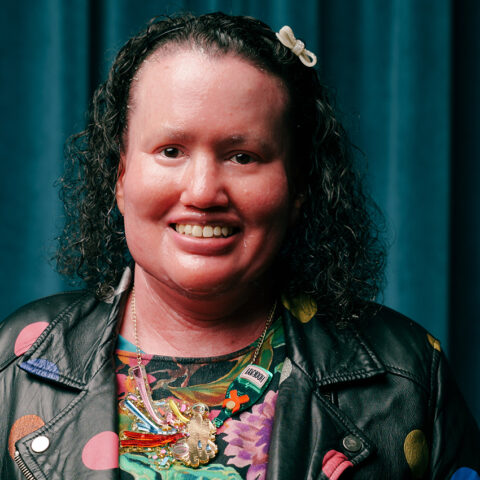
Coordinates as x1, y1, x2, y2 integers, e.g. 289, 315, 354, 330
20, 273, 385, 391
282, 305, 386, 387
18, 268, 132, 389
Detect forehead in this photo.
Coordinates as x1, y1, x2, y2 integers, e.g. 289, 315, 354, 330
128, 47, 289, 116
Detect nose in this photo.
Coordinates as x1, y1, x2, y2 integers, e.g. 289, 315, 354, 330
179, 154, 229, 209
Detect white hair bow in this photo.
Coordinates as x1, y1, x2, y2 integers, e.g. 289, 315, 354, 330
276, 25, 317, 67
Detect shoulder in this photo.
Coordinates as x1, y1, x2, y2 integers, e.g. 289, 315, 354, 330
359, 303, 434, 343
357, 303, 441, 381
0, 290, 96, 369
282, 296, 441, 389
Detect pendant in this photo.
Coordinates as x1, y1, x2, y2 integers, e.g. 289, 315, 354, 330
120, 365, 218, 469
213, 364, 273, 427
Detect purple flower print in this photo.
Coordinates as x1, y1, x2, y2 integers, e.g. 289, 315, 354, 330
223, 390, 277, 480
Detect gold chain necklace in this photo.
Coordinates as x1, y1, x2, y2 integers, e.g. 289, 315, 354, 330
131, 287, 276, 367
120, 286, 277, 470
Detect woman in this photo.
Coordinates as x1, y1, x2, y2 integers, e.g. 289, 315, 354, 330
1, 12, 479, 480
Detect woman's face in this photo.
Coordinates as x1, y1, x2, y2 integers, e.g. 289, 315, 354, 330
116, 49, 297, 297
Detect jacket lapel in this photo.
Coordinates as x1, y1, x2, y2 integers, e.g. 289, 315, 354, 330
14, 279, 129, 479
267, 308, 386, 480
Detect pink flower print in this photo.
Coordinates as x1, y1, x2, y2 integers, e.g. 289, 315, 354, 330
223, 390, 277, 480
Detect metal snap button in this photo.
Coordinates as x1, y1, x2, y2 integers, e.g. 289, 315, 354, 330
31, 435, 50, 453
342, 434, 363, 452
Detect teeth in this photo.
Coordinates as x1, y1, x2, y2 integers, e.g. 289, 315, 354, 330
192, 225, 203, 237
175, 224, 234, 238
203, 226, 214, 238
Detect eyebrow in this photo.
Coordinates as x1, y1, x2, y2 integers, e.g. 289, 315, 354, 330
218, 134, 268, 149
159, 129, 273, 151
159, 129, 194, 142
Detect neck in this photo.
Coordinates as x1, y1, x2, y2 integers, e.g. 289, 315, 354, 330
120, 266, 276, 358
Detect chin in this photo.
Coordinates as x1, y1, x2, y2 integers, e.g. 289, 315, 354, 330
173, 277, 241, 298
163, 268, 263, 299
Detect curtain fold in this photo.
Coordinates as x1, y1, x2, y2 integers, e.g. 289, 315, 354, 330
1, 0, 478, 422
449, 0, 480, 424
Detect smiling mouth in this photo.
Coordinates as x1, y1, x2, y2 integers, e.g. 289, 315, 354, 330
173, 224, 236, 238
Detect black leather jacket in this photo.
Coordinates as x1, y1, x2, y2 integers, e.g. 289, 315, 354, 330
1, 286, 479, 479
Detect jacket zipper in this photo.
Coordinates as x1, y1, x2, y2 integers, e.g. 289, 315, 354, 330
14, 451, 36, 480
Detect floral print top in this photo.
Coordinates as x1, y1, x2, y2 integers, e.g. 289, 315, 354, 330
116, 316, 286, 479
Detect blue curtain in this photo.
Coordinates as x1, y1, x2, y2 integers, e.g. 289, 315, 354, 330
1, 0, 479, 422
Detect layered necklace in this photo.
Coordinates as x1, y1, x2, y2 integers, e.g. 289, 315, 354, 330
119, 287, 277, 470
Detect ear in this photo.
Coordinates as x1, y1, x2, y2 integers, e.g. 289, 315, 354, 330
289, 193, 304, 226
115, 155, 126, 215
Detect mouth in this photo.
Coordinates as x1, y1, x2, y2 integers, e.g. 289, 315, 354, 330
171, 224, 237, 238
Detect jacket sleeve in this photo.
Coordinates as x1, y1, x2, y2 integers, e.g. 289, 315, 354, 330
430, 349, 480, 478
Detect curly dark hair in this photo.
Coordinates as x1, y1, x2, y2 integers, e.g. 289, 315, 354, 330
56, 12, 385, 321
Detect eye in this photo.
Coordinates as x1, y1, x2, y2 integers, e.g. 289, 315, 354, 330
161, 147, 182, 158
230, 153, 255, 165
